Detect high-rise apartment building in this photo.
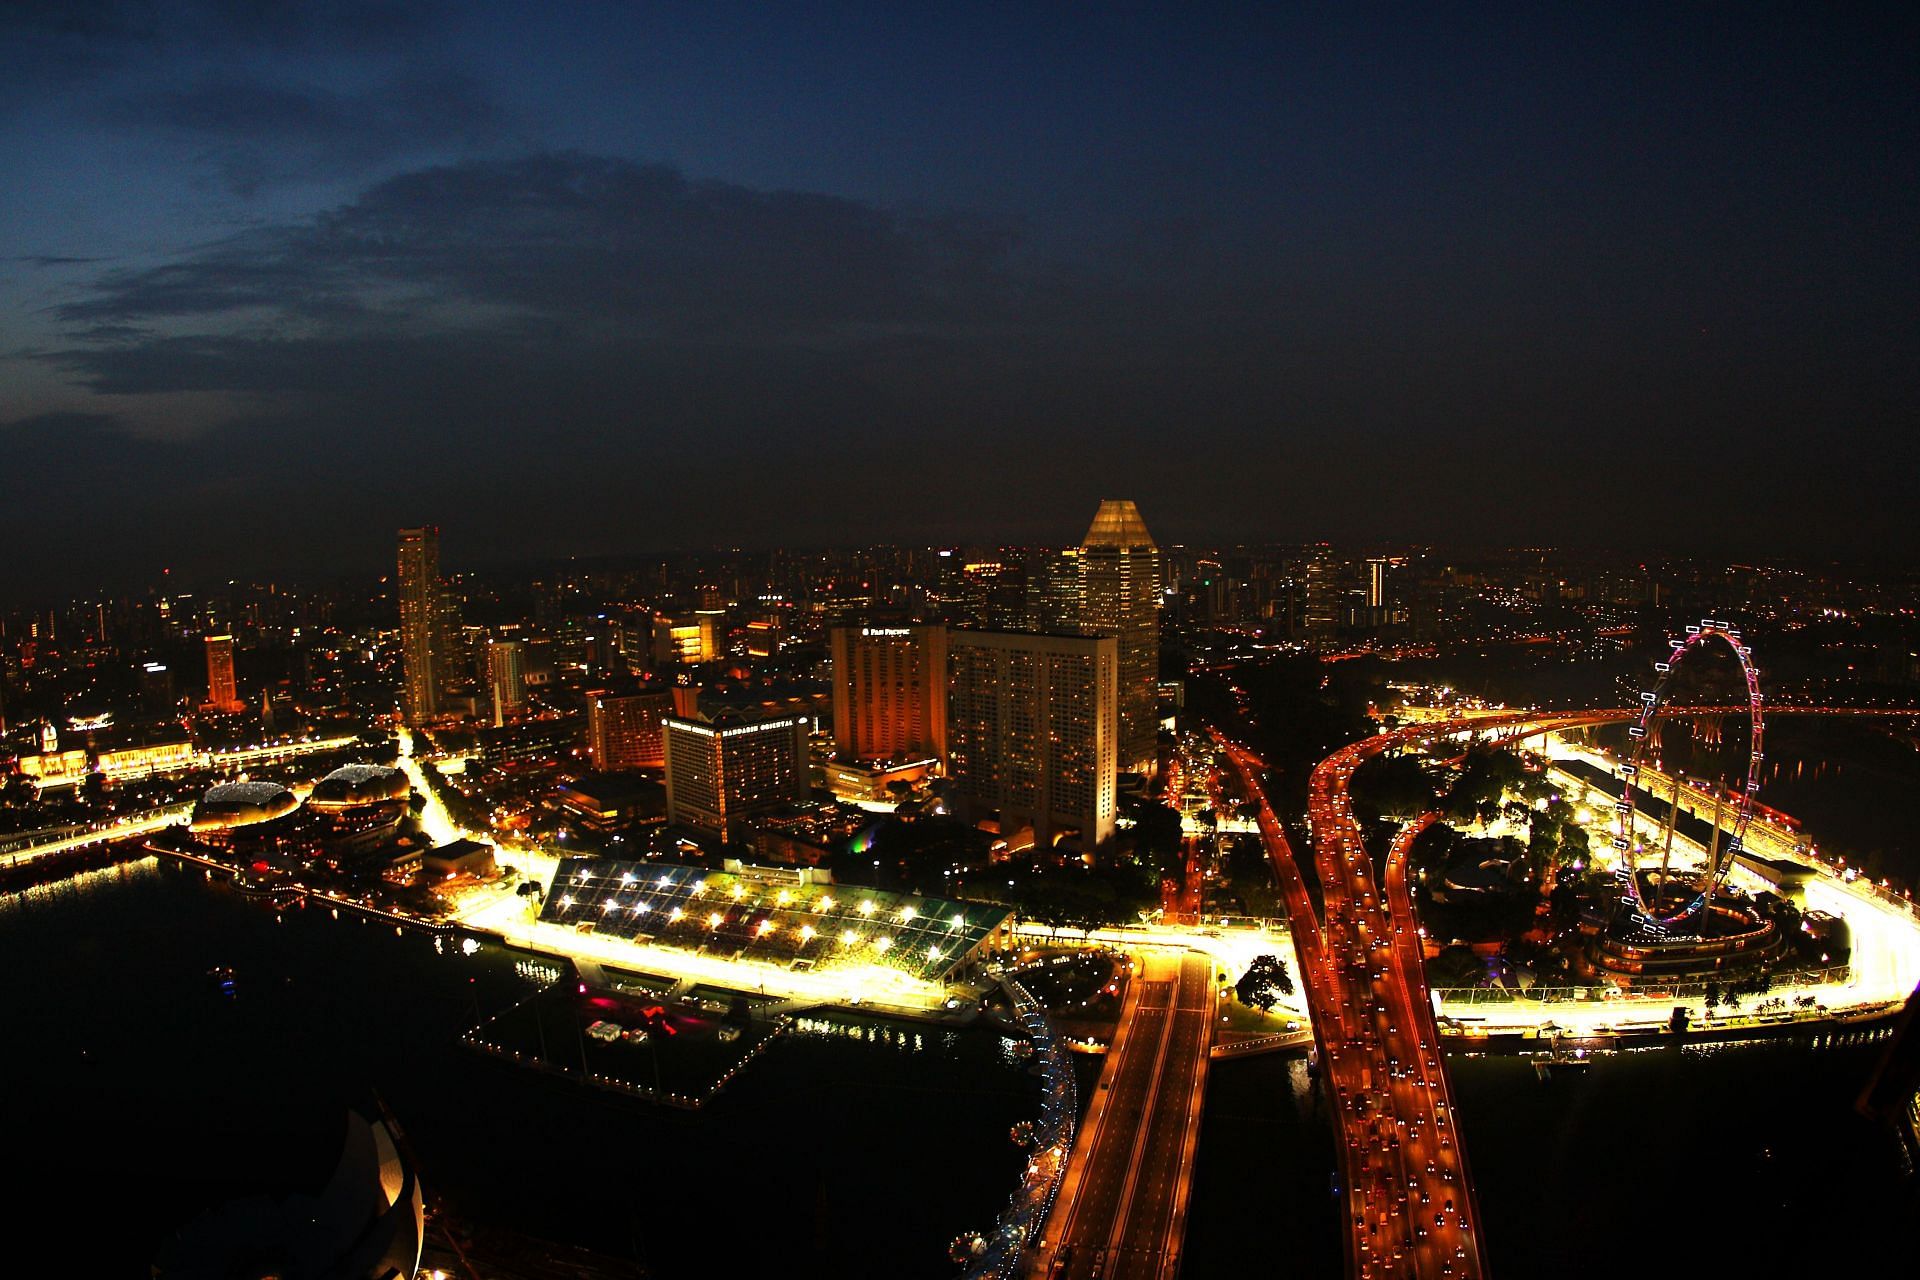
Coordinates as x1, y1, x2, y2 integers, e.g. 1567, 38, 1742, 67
202, 634, 242, 713
397, 526, 442, 724
587, 688, 672, 770
947, 628, 1117, 849
663, 710, 811, 840
487, 639, 526, 727
1303, 546, 1340, 647
829, 622, 948, 766
1077, 500, 1162, 774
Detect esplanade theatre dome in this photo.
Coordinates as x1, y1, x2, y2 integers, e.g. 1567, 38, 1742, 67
190, 781, 299, 833
307, 763, 410, 811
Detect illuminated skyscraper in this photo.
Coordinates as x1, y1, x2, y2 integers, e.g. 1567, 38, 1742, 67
587, 688, 672, 770
203, 634, 242, 713
487, 639, 526, 727
947, 628, 1117, 848
397, 526, 442, 724
1078, 499, 1161, 773
829, 622, 948, 765
1304, 545, 1340, 647
1366, 557, 1389, 610
663, 710, 811, 840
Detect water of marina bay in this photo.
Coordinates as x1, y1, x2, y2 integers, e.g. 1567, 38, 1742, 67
1180, 1034, 1914, 1277
0, 860, 1035, 1278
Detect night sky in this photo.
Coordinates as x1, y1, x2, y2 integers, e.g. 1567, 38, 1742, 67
2, 3, 1915, 595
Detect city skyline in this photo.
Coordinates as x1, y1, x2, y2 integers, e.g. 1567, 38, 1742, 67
4, 7, 1918, 1278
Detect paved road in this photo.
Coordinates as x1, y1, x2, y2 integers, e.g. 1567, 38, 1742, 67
1047, 951, 1214, 1280
1109, 954, 1212, 1280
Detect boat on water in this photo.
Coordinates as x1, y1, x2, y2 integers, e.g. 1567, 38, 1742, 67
1534, 1024, 1595, 1079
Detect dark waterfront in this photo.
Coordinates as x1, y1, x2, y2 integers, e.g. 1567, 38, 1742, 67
1452, 1041, 1915, 1277
1179, 1036, 1917, 1278
0, 860, 1035, 1278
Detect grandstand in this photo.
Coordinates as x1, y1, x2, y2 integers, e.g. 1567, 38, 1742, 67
540, 858, 1013, 985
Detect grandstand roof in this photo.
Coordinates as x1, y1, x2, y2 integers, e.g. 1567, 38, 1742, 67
539, 858, 1011, 984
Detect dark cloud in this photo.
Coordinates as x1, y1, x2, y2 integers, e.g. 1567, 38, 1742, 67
12, 145, 1920, 596
108, 67, 513, 194
12, 255, 110, 267
51, 154, 1029, 350
0, 1, 449, 114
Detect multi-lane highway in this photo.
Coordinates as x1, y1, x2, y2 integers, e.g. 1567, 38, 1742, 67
1215, 726, 1486, 1279
1043, 951, 1213, 1280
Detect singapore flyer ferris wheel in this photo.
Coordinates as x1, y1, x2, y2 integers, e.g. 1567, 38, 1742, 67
1612, 619, 1765, 929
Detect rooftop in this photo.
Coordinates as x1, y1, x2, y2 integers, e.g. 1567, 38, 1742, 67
1081, 498, 1156, 550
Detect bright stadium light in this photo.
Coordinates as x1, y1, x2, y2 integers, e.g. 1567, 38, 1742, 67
819, 896, 836, 912
840, 929, 859, 946
776, 889, 793, 906
950, 913, 964, 930
669, 907, 686, 922
799, 924, 815, 941
860, 900, 876, 916
559, 895, 574, 908
875, 936, 893, 952
656, 875, 671, 888
730, 884, 745, 900
900, 906, 916, 923
757, 920, 775, 936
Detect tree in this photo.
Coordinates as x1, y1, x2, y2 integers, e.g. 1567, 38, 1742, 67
1235, 953, 1295, 1009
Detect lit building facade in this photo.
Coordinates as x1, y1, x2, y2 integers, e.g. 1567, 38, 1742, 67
203, 634, 243, 713
1077, 499, 1162, 774
587, 688, 672, 770
651, 612, 721, 665
829, 622, 948, 765
947, 628, 1117, 848
1366, 556, 1389, 610
397, 526, 442, 724
1304, 546, 1340, 646
486, 639, 526, 726
663, 711, 811, 840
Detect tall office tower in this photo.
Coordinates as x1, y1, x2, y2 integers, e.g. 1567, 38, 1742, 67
1366, 557, 1389, 610
1078, 499, 1162, 774
829, 622, 948, 765
487, 640, 526, 727
663, 710, 811, 840
1303, 546, 1340, 647
587, 688, 672, 770
1025, 548, 1083, 630
947, 628, 1117, 849
397, 526, 443, 724
203, 634, 242, 712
